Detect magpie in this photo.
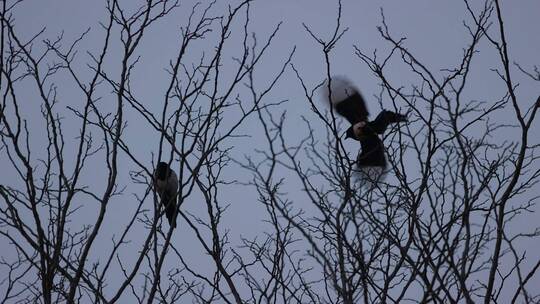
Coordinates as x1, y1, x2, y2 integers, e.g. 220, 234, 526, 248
326, 77, 407, 170
154, 162, 178, 228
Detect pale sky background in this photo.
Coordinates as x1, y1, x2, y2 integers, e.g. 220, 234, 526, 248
2, 0, 540, 302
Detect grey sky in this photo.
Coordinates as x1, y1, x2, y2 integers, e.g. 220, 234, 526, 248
2, 0, 540, 302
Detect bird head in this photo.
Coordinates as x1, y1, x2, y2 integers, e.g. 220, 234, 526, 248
353, 121, 366, 136
345, 127, 355, 139
155, 162, 169, 180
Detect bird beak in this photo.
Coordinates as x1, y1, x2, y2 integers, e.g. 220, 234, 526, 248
344, 126, 356, 139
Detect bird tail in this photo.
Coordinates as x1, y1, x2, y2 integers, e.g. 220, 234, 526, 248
161, 194, 177, 229
353, 166, 386, 189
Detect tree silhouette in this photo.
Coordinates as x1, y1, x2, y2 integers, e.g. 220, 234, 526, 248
244, 1, 540, 303
1, 0, 539, 303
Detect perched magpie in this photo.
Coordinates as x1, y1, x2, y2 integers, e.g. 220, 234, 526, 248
326, 77, 407, 170
153, 162, 178, 228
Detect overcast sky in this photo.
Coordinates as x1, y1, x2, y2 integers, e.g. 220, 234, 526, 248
2, 0, 540, 302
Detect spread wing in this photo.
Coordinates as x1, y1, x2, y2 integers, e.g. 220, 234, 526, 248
368, 110, 407, 134
334, 92, 369, 125
325, 76, 369, 124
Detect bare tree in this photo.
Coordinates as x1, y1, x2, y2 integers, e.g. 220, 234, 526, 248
0, 0, 293, 303
1, 0, 539, 303
242, 1, 540, 303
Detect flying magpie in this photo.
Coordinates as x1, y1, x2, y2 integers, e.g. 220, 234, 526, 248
154, 162, 178, 228
326, 77, 407, 170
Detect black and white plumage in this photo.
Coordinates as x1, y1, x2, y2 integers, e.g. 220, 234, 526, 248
154, 162, 178, 228
326, 77, 407, 170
